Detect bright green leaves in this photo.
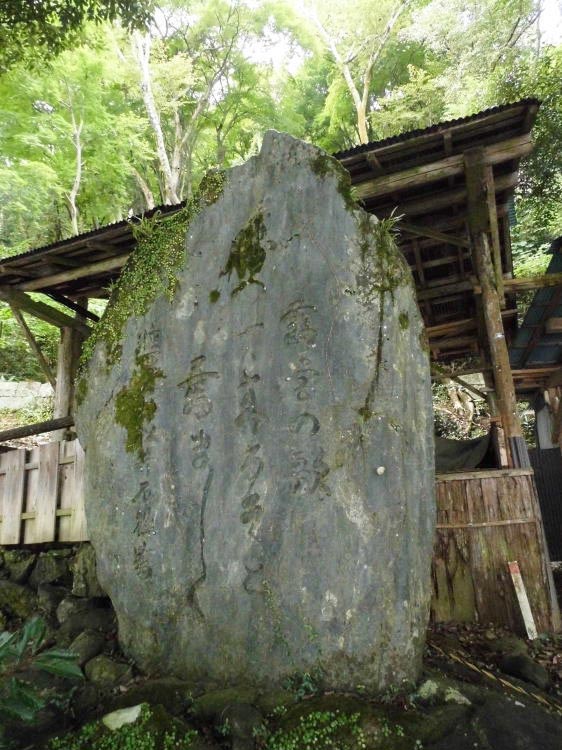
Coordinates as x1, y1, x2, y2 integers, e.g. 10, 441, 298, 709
0, 616, 83, 747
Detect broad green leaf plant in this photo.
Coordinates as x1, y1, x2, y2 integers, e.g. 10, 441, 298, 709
0, 617, 83, 749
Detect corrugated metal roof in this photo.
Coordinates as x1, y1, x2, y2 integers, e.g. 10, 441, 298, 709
334, 98, 540, 161
2, 201, 185, 263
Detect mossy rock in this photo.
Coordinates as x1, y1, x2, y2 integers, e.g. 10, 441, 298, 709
190, 687, 259, 722
43, 703, 216, 750
107, 677, 196, 717
84, 655, 133, 687
30, 553, 70, 588
3, 549, 36, 583
254, 688, 296, 715
0, 579, 37, 619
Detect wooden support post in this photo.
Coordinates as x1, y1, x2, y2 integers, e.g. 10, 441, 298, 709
53, 298, 88, 440
484, 165, 505, 307
464, 148, 529, 468
483, 371, 509, 468
10, 306, 56, 390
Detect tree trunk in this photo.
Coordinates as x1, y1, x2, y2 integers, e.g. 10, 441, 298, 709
66, 112, 83, 236
133, 32, 180, 205
133, 168, 156, 210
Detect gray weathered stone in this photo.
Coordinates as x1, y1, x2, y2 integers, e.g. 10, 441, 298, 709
84, 655, 133, 687
56, 595, 96, 625
71, 544, 106, 598
3, 550, 36, 583
76, 132, 435, 692
0, 580, 37, 619
69, 629, 106, 666
29, 553, 69, 588
56, 606, 116, 645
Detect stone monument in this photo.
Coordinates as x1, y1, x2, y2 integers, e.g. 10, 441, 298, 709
76, 132, 435, 692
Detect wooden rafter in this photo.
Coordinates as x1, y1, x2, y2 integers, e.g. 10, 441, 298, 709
16, 254, 129, 293
399, 222, 469, 249
0, 288, 90, 335
370, 172, 519, 219
46, 292, 100, 322
355, 134, 532, 200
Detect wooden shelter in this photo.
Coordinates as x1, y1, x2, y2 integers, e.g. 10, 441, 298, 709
335, 98, 561, 631
0, 99, 560, 632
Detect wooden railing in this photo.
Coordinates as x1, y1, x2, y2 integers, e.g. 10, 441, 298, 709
0, 440, 87, 544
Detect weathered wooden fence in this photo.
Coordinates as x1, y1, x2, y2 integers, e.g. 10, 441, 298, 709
0, 440, 87, 544
1, 448, 559, 633
431, 468, 560, 634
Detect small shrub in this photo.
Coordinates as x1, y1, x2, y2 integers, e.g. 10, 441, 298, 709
0, 617, 83, 749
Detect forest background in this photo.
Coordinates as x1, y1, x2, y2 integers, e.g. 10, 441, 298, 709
0, 0, 561, 438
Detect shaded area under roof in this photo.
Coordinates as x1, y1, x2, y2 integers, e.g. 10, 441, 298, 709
0, 202, 185, 300
510, 241, 562, 393
336, 98, 539, 369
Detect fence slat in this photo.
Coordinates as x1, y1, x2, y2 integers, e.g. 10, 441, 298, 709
59, 441, 88, 542
23, 447, 39, 544
31, 442, 59, 543
69, 440, 87, 541
0, 450, 26, 544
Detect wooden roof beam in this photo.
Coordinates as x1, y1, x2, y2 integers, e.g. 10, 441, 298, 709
399, 221, 470, 249
45, 292, 100, 322
355, 134, 532, 200
370, 171, 519, 219
474, 273, 562, 294
16, 254, 129, 293
339, 104, 534, 168
0, 288, 90, 334
43, 256, 83, 269
366, 152, 385, 175
417, 280, 473, 301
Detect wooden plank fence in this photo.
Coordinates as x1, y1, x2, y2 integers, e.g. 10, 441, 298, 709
0, 440, 87, 544
431, 468, 560, 634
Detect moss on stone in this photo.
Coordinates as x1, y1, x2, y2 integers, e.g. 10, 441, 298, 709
78, 170, 227, 381
47, 704, 200, 750
223, 212, 267, 295
75, 375, 88, 408
114, 353, 164, 461
358, 217, 412, 296
399, 312, 409, 331
209, 289, 220, 304
309, 152, 358, 212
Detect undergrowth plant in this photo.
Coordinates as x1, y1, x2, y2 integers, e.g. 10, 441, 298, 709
0, 617, 83, 749
261, 710, 367, 750
48, 704, 198, 750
